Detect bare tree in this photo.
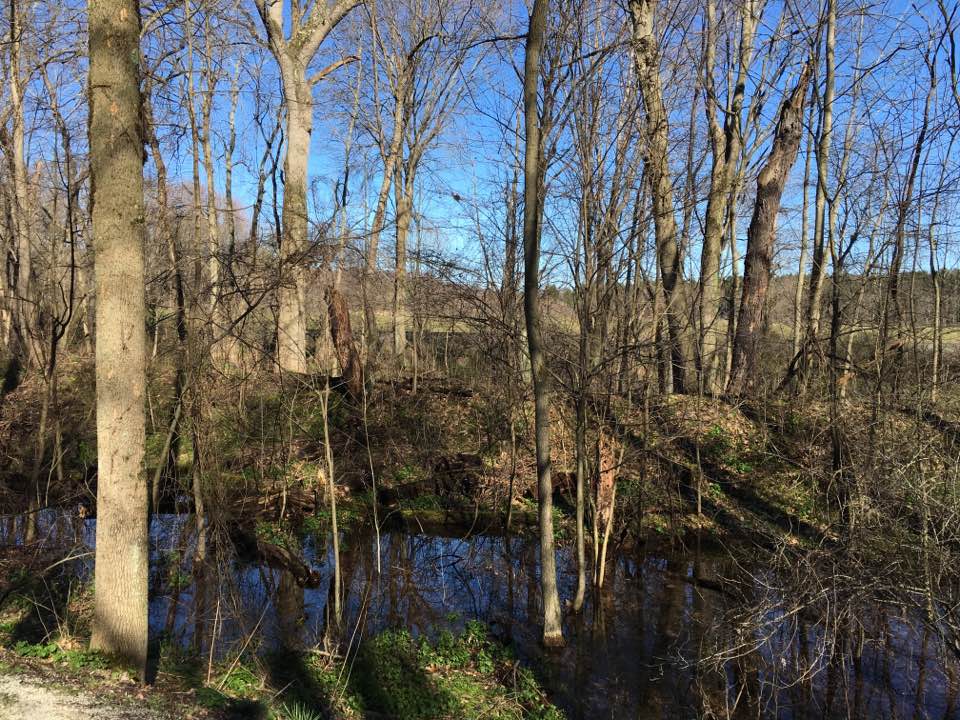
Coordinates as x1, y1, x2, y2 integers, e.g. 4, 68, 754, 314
802, 0, 835, 375
523, 0, 563, 648
728, 63, 810, 395
253, 0, 361, 372
629, 0, 687, 394
87, 0, 149, 674
699, 0, 760, 395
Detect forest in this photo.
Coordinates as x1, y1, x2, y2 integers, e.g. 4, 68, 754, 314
0, 0, 959, 717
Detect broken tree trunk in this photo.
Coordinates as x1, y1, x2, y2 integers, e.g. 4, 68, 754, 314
727, 64, 811, 396
326, 286, 365, 398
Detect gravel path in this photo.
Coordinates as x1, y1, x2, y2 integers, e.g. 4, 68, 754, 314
0, 673, 163, 720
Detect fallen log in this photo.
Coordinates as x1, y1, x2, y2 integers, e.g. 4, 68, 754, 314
230, 526, 322, 588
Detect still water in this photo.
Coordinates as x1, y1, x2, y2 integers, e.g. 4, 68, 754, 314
8, 510, 959, 719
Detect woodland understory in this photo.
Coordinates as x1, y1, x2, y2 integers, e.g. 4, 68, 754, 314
1, 0, 960, 717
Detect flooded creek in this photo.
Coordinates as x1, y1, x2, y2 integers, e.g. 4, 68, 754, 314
6, 510, 958, 719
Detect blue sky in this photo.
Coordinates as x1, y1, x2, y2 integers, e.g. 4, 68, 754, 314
13, 0, 960, 288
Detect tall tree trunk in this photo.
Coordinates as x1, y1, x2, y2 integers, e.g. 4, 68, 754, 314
928, 164, 946, 402
803, 0, 835, 364
792, 102, 815, 358
7, 0, 36, 369
724, 189, 741, 388
201, 21, 223, 361
523, 0, 563, 648
365, 85, 407, 353
0, 187, 11, 351
88, 0, 149, 674
220, 58, 242, 366
277, 73, 312, 373
630, 0, 686, 394
393, 164, 414, 359
728, 65, 810, 396
254, 0, 361, 371
699, 0, 757, 395
876, 60, 933, 398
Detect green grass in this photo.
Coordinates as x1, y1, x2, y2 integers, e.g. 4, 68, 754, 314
265, 623, 563, 720
345, 622, 563, 720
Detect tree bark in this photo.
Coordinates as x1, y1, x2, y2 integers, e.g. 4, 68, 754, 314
254, 0, 362, 373
277, 76, 312, 373
728, 64, 810, 396
393, 163, 414, 358
803, 0, 835, 362
88, 0, 149, 675
699, 0, 757, 395
792, 102, 815, 358
7, 0, 37, 369
364, 77, 407, 353
630, 0, 687, 394
523, 0, 563, 648
326, 285, 364, 398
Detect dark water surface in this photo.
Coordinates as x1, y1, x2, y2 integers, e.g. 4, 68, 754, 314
8, 510, 959, 719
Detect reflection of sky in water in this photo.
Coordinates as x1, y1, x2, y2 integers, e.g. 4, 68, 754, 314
6, 510, 958, 720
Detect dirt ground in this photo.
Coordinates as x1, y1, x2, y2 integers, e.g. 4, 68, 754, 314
0, 673, 166, 720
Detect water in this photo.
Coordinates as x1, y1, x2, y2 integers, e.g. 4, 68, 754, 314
5, 510, 959, 719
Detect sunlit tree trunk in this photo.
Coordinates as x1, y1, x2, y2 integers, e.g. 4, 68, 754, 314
364, 71, 407, 353
699, 0, 757, 395
277, 76, 311, 373
523, 0, 563, 648
928, 169, 946, 402
393, 163, 414, 358
254, 0, 361, 373
792, 103, 815, 359
7, 0, 37, 371
630, 0, 686, 394
803, 0, 835, 366
876, 60, 933, 398
728, 65, 810, 395
201, 18, 224, 362
88, 0, 149, 674
220, 57, 242, 366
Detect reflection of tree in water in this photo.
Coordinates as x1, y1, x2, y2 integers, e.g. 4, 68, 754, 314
691, 553, 960, 720
25, 509, 957, 719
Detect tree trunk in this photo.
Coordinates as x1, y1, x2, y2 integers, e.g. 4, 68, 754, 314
201, 24, 223, 361
630, 0, 687, 394
365, 85, 407, 354
699, 0, 757, 395
277, 73, 312, 373
8, 0, 36, 369
393, 165, 414, 359
326, 286, 364, 398
254, 0, 360, 372
573, 391, 587, 612
803, 0, 835, 363
792, 103, 815, 358
929, 176, 945, 402
728, 65, 810, 396
88, 0, 149, 674
523, 0, 563, 648
220, 59, 242, 367
877, 62, 933, 398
